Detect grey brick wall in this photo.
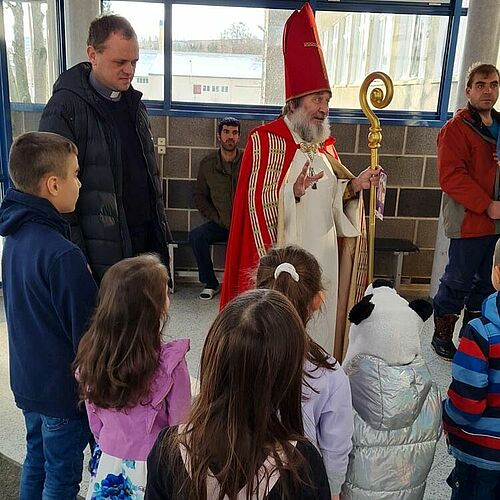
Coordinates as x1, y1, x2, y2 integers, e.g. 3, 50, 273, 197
12, 111, 442, 283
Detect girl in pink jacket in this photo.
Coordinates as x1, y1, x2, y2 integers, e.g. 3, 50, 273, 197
75, 254, 191, 500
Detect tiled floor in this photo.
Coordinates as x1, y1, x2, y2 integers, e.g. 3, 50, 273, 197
0, 285, 456, 498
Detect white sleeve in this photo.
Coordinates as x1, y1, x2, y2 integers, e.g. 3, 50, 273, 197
317, 369, 354, 495
278, 180, 298, 245
332, 179, 361, 237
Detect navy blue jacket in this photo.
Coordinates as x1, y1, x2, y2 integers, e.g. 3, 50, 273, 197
0, 189, 98, 418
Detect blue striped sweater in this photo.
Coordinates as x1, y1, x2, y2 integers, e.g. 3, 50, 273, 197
443, 291, 500, 470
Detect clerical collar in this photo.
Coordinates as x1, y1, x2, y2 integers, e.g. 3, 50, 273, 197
89, 72, 122, 101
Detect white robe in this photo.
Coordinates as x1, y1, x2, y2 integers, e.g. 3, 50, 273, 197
278, 118, 360, 354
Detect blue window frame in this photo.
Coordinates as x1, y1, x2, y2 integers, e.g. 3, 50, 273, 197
0, 0, 467, 182
107, 0, 466, 126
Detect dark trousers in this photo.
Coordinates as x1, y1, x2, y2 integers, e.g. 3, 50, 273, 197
434, 235, 499, 317
189, 221, 229, 289
129, 220, 162, 256
447, 460, 500, 499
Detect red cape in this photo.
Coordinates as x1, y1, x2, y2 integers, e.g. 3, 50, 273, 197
220, 118, 338, 309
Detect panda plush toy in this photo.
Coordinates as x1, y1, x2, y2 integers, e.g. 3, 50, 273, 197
341, 279, 442, 500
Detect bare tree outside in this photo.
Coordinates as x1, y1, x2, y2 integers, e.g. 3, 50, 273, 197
221, 21, 262, 54
6, 1, 31, 103
30, 2, 48, 102
102, 1, 112, 15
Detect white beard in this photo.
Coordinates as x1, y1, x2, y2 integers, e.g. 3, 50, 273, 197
288, 107, 331, 143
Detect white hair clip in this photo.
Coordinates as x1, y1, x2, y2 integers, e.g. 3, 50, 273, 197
274, 263, 300, 282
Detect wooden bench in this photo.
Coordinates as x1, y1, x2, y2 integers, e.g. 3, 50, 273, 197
168, 232, 419, 292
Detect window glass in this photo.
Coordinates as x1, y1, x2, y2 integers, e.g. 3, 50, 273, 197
4, 0, 59, 104
448, 14, 468, 111
171, 4, 292, 106
316, 11, 449, 111
104, 1, 165, 100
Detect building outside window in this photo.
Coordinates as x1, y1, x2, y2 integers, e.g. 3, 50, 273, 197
317, 11, 447, 112
170, 4, 292, 106
103, 1, 165, 100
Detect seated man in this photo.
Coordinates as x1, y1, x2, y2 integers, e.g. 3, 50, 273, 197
190, 117, 242, 300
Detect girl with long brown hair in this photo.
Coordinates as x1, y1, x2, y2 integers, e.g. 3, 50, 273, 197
145, 289, 331, 499
256, 246, 353, 500
75, 254, 191, 499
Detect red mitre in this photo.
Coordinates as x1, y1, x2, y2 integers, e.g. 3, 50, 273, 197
283, 3, 331, 102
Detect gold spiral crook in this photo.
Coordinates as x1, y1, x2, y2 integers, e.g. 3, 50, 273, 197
359, 71, 394, 283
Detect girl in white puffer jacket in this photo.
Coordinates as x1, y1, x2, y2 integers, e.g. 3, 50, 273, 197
341, 280, 442, 500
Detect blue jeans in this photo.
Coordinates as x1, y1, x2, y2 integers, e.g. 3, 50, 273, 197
434, 235, 499, 316
189, 221, 229, 289
20, 410, 91, 500
447, 460, 500, 499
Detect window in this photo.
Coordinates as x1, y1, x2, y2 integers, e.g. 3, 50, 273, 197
317, 11, 447, 112
97, 1, 469, 121
392, 15, 428, 81
3, 0, 59, 104
105, 1, 165, 100
0, 0, 472, 126
349, 14, 370, 84
171, 4, 292, 106
368, 15, 393, 75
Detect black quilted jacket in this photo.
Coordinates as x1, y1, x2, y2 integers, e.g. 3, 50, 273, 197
39, 62, 170, 281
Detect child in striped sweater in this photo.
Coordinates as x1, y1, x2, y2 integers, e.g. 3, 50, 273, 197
443, 237, 500, 498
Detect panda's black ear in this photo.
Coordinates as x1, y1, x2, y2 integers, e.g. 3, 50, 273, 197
408, 299, 433, 322
348, 294, 375, 325
372, 279, 394, 289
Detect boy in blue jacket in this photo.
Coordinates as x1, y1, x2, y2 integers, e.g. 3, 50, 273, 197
0, 132, 98, 499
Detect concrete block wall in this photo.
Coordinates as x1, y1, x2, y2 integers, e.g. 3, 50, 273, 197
11, 111, 441, 283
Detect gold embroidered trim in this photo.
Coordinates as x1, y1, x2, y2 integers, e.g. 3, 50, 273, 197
247, 131, 288, 257
248, 132, 266, 257
262, 134, 286, 244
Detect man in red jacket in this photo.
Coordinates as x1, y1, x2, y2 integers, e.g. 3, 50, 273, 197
432, 63, 500, 360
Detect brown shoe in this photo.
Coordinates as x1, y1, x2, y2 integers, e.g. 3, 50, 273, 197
431, 313, 458, 361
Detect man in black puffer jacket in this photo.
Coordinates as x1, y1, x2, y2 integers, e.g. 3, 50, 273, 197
40, 14, 170, 282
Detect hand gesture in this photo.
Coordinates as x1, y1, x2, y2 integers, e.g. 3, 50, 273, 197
487, 200, 500, 219
293, 162, 324, 198
351, 166, 382, 193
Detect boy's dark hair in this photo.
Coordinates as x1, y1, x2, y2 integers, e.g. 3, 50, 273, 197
9, 132, 78, 195
466, 62, 500, 88
87, 14, 136, 52
217, 117, 240, 135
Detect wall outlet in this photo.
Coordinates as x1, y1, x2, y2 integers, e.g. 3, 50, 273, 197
158, 137, 166, 146
158, 145, 166, 154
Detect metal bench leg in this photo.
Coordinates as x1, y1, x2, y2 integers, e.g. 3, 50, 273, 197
394, 251, 403, 291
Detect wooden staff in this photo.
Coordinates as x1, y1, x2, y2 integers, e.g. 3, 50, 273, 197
359, 72, 394, 283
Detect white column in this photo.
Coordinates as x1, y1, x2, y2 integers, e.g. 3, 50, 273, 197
64, 0, 100, 69
429, 0, 500, 298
